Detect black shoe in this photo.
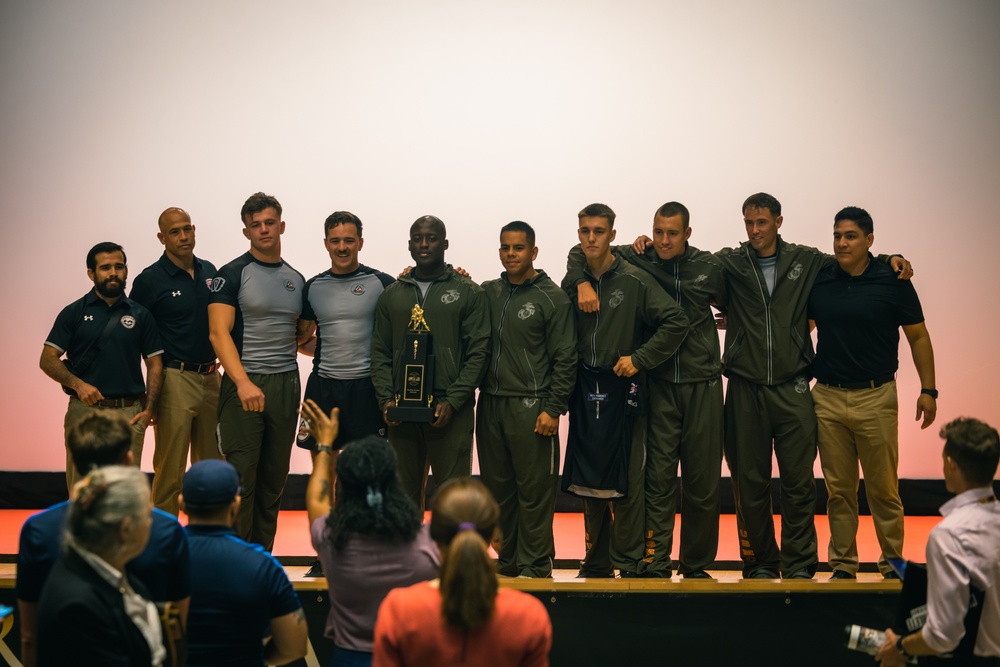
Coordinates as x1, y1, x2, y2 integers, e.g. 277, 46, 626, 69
883, 571, 900, 580
830, 570, 856, 580
784, 569, 814, 580
640, 570, 673, 579
682, 570, 714, 580
576, 569, 615, 579
747, 568, 779, 579
617, 570, 640, 578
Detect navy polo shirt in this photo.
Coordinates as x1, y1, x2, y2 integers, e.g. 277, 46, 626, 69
44, 291, 164, 397
808, 254, 924, 385
16, 502, 191, 603
185, 524, 301, 667
130, 253, 218, 365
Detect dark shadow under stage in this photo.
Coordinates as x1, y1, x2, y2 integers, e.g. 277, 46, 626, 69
0, 511, 933, 666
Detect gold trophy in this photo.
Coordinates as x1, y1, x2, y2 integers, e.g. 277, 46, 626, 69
386, 304, 436, 423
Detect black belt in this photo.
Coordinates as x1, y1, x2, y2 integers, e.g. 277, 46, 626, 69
819, 374, 895, 390
94, 396, 143, 408
166, 360, 219, 374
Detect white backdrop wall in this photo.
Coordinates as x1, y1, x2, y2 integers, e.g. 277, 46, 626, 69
1, 0, 997, 478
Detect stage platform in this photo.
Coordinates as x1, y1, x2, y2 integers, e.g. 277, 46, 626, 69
0, 511, 934, 666
0, 562, 906, 667
0, 510, 941, 566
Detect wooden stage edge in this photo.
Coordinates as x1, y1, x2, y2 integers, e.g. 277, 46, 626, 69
0, 562, 902, 593
280, 565, 903, 593
0, 510, 942, 567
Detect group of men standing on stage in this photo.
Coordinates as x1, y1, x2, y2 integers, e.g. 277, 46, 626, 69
40, 190, 938, 583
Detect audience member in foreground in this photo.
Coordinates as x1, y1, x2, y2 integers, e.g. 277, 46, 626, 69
373, 477, 552, 667
302, 399, 439, 667
37, 466, 165, 666
877, 417, 1000, 665
181, 459, 307, 666
17, 410, 190, 667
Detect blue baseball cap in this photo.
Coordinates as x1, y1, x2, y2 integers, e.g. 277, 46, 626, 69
182, 460, 240, 506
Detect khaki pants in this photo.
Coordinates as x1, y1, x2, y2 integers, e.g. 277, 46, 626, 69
64, 397, 145, 491
813, 381, 903, 575
151, 367, 222, 515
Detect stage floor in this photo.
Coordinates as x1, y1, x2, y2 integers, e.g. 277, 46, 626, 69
0, 509, 940, 566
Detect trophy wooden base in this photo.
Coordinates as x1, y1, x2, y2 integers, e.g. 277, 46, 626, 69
386, 405, 435, 423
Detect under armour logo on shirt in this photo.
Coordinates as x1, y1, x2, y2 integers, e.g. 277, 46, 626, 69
172, 290, 182, 297
83, 315, 94, 321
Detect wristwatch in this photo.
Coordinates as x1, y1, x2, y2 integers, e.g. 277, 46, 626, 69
896, 634, 912, 657
921, 388, 939, 399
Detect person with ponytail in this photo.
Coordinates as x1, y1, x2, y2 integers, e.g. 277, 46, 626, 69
36, 465, 165, 666
372, 477, 552, 667
302, 400, 439, 667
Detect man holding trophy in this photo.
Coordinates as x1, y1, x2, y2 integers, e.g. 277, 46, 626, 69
371, 215, 491, 510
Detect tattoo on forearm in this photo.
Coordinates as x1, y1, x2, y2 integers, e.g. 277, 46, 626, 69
320, 480, 330, 500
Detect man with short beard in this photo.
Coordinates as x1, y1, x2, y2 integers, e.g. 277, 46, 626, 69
40, 241, 164, 491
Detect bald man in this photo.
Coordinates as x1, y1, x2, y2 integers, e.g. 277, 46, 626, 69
130, 207, 222, 515
371, 215, 490, 510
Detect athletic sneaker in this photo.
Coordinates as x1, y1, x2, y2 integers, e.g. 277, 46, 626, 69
682, 570, 714, 580
783, 570, 814, 579
575, 568, 615, 579
639, 569, 672, 579
747, 568, 779, 579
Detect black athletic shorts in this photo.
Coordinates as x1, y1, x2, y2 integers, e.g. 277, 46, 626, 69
296, 374, 386, 451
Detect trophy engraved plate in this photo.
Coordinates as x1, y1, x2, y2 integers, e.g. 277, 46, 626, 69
387, 304, 436, 423
403, 364, 424, 401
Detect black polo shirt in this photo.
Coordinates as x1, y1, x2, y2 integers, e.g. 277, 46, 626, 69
45, 291, 163, 397
130, 253, 218, 365
808, 254, 924, 385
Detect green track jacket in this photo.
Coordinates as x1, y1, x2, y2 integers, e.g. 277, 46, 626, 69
715, 236, 833, 386
480, 270, 578, 418
567, 243, 726, 383
371, 265, 490, 411
560, 255, 689, 371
